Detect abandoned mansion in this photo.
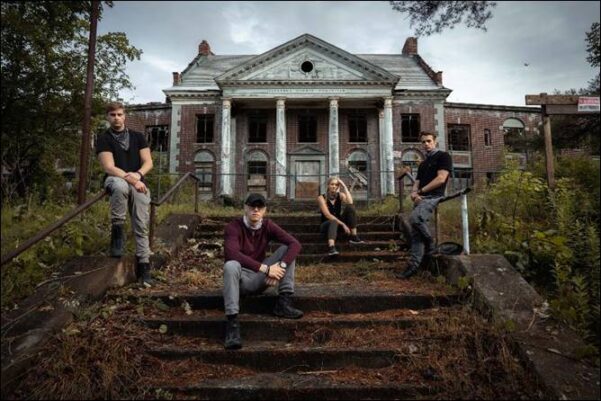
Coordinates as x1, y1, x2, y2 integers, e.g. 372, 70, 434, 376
125, 34, 542, 200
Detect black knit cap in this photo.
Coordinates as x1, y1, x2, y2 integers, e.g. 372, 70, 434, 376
244, 193, 267, 208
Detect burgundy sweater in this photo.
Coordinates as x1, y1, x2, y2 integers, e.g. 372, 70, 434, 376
224, 217, 301, 272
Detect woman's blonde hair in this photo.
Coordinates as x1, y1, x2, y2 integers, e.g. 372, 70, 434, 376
327, 177, 340, 185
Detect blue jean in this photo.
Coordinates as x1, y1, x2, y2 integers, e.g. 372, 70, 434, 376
222, 245, 296, 316
408, 196, 442, 268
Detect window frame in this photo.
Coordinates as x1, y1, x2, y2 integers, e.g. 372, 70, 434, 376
196, 114, 215, 143
401, 114, 421, 143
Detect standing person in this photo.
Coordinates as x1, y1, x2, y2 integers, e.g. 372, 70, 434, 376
397, 132, 452, 279
223, 193, 303, 350
96, 102, 154, 286
317, 177, 364, 256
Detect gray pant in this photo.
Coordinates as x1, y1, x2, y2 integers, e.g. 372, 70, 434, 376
104, 176, 151, 263
223, 245, 296, 316
408, 196, 442, 269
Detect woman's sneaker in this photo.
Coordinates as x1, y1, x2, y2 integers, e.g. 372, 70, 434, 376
349, 235, 365, 244
328, 246, 339, 256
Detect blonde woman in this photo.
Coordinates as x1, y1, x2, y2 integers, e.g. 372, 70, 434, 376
316, 177, 364, 256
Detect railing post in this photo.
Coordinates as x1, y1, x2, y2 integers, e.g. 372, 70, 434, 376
149, 203, 156, 250
194, 179, 199, 213
461, 194, 470, 254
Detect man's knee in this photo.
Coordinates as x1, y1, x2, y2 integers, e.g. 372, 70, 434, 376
108, 177, 129, 196
223, 261, 242, 277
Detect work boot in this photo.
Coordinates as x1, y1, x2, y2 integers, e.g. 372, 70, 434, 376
224, 318, 242, 350
328, 246, 339, 256
138, 262, 155, 288
110, 224, 125, 257
395, 264, 419, 279
273, 293, 304, 319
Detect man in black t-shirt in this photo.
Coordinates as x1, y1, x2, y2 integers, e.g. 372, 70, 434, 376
397, 132, 452, 279
96, 102, 154, 286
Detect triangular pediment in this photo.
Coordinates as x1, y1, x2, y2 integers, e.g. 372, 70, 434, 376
216, 34, 398, 85
289, 145, 325, 155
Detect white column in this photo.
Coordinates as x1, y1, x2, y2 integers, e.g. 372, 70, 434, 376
168, 104, 181, 174
378, 108, 386, 196
220, 98, 233, 196
275, 98, 287, 196
328, 97, 340, 176
383, 97, 395, 195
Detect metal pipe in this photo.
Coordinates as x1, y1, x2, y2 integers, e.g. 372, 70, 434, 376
149, 203, 156, 250
461, 193, 470, 254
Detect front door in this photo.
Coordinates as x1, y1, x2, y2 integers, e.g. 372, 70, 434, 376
295, 160, 321, 199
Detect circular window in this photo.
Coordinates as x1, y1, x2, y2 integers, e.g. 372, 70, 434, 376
301, 61, 314, 73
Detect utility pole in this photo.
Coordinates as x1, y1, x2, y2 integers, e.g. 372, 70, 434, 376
77, 1, 100, 204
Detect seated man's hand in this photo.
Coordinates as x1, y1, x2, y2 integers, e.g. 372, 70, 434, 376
124, 172, 140, 185
133, 180, 148, 194
268, 263, 286, 280
265, 277, 279, 287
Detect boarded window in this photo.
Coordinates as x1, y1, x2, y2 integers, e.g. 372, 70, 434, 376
401, 114, 420, 142
145, 125, 169, 152
448, 124, 471, 151
196, 115, 214, 143
348, 113, 367, 143
298, 114, 317, 143
194, 151, 214, 192
247, 151, 268, 197
248, 112, 268, 143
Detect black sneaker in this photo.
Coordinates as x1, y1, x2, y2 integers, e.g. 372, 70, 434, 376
328, 246, 340, 256
110, 224, 125, 257
224, 319, 242, 350
349, 235, 365, 245
273, 294, 304, 319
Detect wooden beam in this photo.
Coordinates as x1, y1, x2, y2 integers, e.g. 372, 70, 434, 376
525, 94, 581, 105
542, 105, 555, 189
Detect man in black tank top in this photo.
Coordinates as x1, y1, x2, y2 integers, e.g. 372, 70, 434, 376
317, 177, 364, 256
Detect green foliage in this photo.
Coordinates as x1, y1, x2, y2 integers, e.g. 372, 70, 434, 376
470, 159, 600, 348
1, 2, 142, 201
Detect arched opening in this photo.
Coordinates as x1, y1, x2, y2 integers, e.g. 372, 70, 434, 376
347, 149, 369, 198
194, 150, 214, 196
246, 150, 269, 197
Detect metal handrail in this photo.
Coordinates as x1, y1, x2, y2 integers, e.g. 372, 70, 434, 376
149, 172, 200, 248
0, 191, 107, 267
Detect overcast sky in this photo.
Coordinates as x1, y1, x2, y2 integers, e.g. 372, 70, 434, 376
97, 1, 600, 106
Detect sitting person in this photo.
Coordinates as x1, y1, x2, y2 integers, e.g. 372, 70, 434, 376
222, 193, 303, 350
317, 177, 364, 256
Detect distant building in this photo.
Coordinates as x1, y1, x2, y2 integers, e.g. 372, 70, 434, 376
126, 34, 542, 200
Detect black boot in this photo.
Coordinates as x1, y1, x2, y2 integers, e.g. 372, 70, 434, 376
273, 293, 304, 319
110, 224, 125, 257
224, 318, 242, 350
138, 262, 155, 288
396, 264, 419, 279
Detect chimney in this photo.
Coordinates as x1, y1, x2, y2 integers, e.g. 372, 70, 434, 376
435, 71, 443, 85
402, 37, 418, 55
198, 40, 213, 56
172, 72, 181, 86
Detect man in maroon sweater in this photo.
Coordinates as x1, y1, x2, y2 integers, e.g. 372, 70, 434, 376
223, 193, 303, 350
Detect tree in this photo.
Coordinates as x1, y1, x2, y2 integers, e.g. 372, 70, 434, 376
0, 1, 142, 201
389, 1, 496, 36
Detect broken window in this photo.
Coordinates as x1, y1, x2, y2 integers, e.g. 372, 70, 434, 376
248, 112, 268, 143
298, 113, 317, 143
348, 113, 367, 143
247, 151, 268, 197
145, 125, 169, 152
401, 114, 420, 143
347, 150, 369, 197
194, 151, 214, 193
484, 128, 492, 147
196, 115, 214, 143
448, 124, 471, 151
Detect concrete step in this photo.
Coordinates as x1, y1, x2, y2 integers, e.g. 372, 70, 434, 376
140, 315, 434, 341
197, 231, 403, 242
155, 372, 436, 400
202, 215, 398, 225
296, 251, 405, 264
147, 345, 404, 370
136, 289, 459, 314
197, 223, 399, 234
193, 241, 405, 254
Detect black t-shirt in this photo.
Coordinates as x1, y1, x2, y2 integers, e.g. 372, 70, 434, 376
95, 129, 148, 180
320, 193, 342, 223
416, 150, 453, 197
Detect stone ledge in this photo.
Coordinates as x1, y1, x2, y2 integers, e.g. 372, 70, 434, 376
436, 254, 600, 400
0, 213, 201, 396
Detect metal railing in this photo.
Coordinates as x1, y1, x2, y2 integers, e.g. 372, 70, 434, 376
0, 191, 107, 267
149, 172, 200, 248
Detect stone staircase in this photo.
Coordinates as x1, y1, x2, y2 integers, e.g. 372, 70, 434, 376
111, 213, 542, 399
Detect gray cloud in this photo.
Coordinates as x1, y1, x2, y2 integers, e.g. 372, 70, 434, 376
98, 1, 599, 106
